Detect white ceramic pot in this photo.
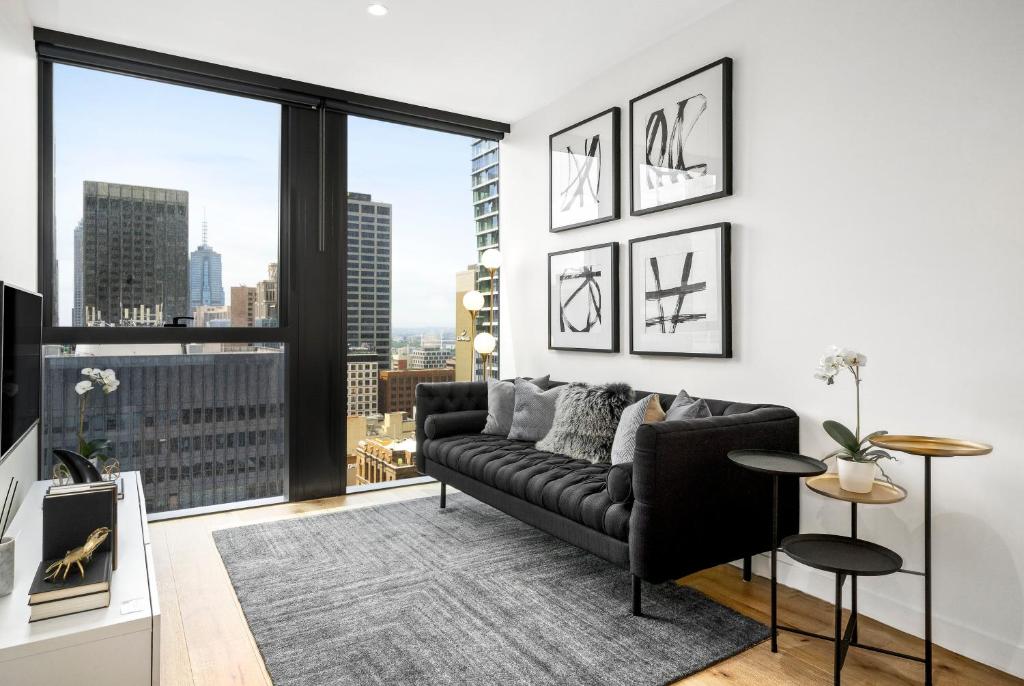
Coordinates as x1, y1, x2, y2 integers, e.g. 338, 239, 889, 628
837, 459, 876, 493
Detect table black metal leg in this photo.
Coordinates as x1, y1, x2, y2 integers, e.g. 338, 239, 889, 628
925, 456, 932, 686
851, 502, 858, 644
771, 474, 779, 653
834, 573, 844, 686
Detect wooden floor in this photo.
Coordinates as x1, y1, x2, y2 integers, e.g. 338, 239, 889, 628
151, 482, 1020, 686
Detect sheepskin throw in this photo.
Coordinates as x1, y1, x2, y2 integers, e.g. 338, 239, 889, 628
610, 394, 667, 465
537, 382, 633, 463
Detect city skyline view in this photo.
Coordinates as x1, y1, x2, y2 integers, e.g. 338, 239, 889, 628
52, 64, 477, 329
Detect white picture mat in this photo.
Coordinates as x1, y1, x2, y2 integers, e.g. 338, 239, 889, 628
551, 113, 616, 228
632, 63, 725, 211
549, 245, 615, 350
631, 228, 723, 354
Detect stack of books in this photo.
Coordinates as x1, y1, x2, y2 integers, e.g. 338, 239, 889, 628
27, 550, 112, 622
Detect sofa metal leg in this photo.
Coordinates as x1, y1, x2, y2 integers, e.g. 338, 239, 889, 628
742, 555, 752, 582
440, 482, 446, 509
632, 575, 642, 616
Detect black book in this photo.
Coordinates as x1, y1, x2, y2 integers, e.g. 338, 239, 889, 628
29, 590, 111, 622
28, 550, 112, 604
42, 486, 118, 570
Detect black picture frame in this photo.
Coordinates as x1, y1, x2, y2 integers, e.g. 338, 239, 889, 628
548, 242, 620, 353
629, 57, 733, 216
628, 223, 731, 358
549, 107, 621, 232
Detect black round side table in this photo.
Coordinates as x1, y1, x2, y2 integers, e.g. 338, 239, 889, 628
781, 534, 902, 685
727, 450, 827, 652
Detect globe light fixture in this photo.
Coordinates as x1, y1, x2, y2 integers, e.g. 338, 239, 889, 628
366, 4, 389, 16
462, 290, 484, 313
473, 332, 496, 355
480, 248, 502, 271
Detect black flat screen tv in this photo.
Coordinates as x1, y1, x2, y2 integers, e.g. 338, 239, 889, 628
0, 281, 42, 461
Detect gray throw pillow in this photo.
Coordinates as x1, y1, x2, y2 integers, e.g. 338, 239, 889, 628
507, 379, 567, 442
482, 376, 550, 436
610, 394, 666, 465
665, 389, 712, 420
537, 382, 633, 463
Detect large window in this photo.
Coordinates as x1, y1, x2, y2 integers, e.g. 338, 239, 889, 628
36, 30, 508, 515
344, 117, 478, 489
43, 64, 288, 515
52, 65, 281, 328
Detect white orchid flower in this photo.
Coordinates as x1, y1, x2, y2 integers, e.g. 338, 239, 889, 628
75, 380, 94, 395
81, 367, 95, 376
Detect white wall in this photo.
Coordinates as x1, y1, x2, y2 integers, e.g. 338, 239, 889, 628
0, 0, 38, 519
502, 0, 1024, 676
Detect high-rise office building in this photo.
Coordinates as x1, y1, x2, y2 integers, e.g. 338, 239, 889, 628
42, 349, 286, 514
72, 220, 84, 326
378, 367, 454, 416
347, 351, 379, 416
80, 181, 189, 325
454, 268, 475, 382
346, 192, 392, 369
471, 140, 499, 379
189, 215, 225, 311
255, 263, 279, 326
408, 346, 450, 370
230, 286, 258, 327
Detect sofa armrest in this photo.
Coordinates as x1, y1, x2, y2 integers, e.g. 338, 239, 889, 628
415, 382, 489, 473
630, 406, 800, 583
425, 410, 488, 440
607, 463, 634, 505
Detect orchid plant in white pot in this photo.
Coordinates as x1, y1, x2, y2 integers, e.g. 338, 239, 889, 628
75, 367, 120, 465
814, 347, 895, 492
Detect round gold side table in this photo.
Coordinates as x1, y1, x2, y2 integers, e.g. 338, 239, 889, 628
866, 434, 993, 686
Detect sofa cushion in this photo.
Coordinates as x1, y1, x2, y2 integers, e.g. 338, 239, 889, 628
482, 377, 547, 436
537, 382, 633, 463
507, 380, 566, 442
665, 389, 712, 420
610, 394, 666, 465
421, 433, 631, 541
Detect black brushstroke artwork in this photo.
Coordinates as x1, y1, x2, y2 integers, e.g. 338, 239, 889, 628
560, 135, 601, 211
644, 94, 708, 190
645, 252, 706, 332
559, 266, 603, 333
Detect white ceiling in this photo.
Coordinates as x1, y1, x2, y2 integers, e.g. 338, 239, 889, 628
25, 0, 732, 124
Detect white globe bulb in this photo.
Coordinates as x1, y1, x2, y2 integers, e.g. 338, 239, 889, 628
462, 290, 484, 312
473, 332, 496, 355
480, 248, 503, 271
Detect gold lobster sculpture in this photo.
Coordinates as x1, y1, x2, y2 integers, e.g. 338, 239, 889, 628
45, 527, 111, 581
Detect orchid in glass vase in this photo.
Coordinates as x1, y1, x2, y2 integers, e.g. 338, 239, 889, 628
75, 367, 120, 464
814, 347, 895, 492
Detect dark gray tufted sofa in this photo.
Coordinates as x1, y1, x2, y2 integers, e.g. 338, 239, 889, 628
415, 380, 800, 615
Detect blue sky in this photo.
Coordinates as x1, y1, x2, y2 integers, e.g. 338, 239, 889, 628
53, 65, 477, 329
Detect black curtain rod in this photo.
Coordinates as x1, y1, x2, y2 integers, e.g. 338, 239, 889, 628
34, 28, 510, 140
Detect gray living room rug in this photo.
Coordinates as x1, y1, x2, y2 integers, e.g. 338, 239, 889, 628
213, 493, 767, 686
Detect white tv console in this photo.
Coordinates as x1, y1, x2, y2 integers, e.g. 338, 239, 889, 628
0, 471, 160, 685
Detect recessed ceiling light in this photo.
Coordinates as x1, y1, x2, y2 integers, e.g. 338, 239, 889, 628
367, 4, 388, 16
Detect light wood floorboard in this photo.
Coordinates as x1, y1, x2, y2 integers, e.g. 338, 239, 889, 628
150, 482, 1021, 685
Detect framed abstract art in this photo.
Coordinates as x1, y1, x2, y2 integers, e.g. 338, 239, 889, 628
630, 58, 732, 215
548, 242, 619, 352
549, 107, 620, 232
628, 223, 731, 357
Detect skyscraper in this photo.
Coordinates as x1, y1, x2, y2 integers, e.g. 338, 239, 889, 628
471, 140, 499, 379
230, 286, 258, 327
72, 220, 84, 326
189, 214, 225, 311
346, 192, 392, 369
255, 263, 279, 326
80, 181, 189, 325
